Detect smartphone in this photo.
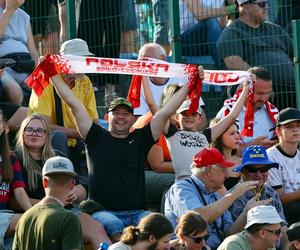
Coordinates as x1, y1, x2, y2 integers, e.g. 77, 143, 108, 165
0, 58, 16, 69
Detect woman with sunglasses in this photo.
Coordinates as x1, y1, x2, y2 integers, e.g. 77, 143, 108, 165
0, 110, 32, 249
210, 118, 241, 192
170, 211, 210, 250
14, 114, 111, 249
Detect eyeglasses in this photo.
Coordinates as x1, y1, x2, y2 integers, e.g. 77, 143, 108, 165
186, 234, 209, 244
263, 228, 281, 236
24, 127, 46, 137
254, 1, 267, 8
245, 165, 270, 173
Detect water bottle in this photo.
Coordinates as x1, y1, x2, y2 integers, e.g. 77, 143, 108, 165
97, 242, 109, 250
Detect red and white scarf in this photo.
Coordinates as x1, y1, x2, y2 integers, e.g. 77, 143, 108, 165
25, 55, 259, 134
223, 86, 278, 137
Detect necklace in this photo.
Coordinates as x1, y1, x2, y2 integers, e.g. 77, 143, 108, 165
46, 195, 64, 207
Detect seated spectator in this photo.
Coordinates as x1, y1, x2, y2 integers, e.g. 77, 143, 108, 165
12, 156, 84, 249
0, 0, 39, 104
108, 213, 173, 250
267, 108, 300, 225
0, 109, 32, 249
28, 38, 98, 172
287, 222, 300, 250
217, 205, 284, 250
14, 114, 111, 249
170, 211, 209, 250
179, 0, 237, 63
217, 0, 295, 108
164, 147, 262, 249
167, 81, 249, 180
216, 67, 277, 153
210, 118, 241, 191
228, 145, 289, 248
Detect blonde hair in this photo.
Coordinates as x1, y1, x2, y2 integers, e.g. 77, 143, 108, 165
15, 114, 55, 190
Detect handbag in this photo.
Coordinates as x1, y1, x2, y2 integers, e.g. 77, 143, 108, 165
2, 52, 35, 73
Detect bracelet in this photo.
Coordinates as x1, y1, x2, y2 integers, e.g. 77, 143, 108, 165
228, 4, 234, 15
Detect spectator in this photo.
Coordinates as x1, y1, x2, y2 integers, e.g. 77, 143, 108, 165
49, 66, 201, 242
108, 213, 173, 250
0, 0, 39, 105
179, 0, 237, 63
216, 67, 277, 153
152, 0, 171, 55
287, 222, 300, 250
12, 156, 84, 250
267, 108, 300, 225
0, 109, 32, 249
228, 145, 289, 248
217, 205, 284, 250
217, 0, 295, 108
14, 114, 111, 249
167, 81, 249, 180
170, 211, 209, 250
210, 118, 241, 191
77, 0, 121, 107
164, 147, 263, 249
28, 38, 98, 170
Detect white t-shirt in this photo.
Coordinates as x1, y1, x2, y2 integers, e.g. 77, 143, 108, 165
216, 105, 275, 144
134, 76, 205, 116
165, 124, 211, 179
267, 146, 300, 193
108, 242, 132, 250
179, 0, 224, 33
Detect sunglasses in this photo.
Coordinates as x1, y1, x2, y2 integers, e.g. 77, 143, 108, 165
263, 228, 281, 236
186, 234, 209, 244
254, 1, 267, 8
24, 127, 46, 137
245, 165, 270, 173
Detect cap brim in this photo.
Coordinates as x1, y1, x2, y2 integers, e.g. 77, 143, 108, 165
44, 171, 76, 177
176, 108, 202, 115
108, 104, 133, 113
217, 160, 236, 168
277, 118, 300, 127
233, 161, 279, 173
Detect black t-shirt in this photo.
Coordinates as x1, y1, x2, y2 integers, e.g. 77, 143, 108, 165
85, 122, 156, 210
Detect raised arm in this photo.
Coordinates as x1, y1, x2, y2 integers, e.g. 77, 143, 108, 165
210, 82, 249, 141
50, 75, 92, 139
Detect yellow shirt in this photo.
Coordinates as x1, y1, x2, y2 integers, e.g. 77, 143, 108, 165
28, 75, 98, 147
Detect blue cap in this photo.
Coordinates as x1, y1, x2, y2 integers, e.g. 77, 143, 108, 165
233, 145, 278, 173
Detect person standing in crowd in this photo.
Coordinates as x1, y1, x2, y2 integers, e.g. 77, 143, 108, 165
108, 213, 173, 250
48, 64, 204, 242
164, 147, 265, 249
217, 67, 277, 153
287, 222, 300, 250
217, 205, 284, 250
267, 108, 300, 225
217, 0, 295, 108
12, 156, 84, 250
170, 211, 210, 250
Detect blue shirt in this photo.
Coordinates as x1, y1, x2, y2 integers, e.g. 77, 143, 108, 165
165, 174, 233, 249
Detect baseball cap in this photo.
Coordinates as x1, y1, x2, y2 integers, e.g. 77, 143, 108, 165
107, 97, 133, 113
42, 156, 76, 177
276, 107, 300, 127
177, 99, 203, 115
245, 205, 284, 229
287, 222, 300, 241
192, 148, 235, 168
233, 145, 278, 173
60, 38, 94, 56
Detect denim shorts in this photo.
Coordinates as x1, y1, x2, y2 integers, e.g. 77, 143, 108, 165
92, 209, 150, 237
0, 211, 15, 250
120, 0, 137, 31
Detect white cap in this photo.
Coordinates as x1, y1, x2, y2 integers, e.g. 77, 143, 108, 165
245, 205, 284, 229
59, 38, 94, 56
176, 99, 203, 115
42, 156, 76, 177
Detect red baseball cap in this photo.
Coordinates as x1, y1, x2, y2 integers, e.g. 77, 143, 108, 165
193, 148, 235, 168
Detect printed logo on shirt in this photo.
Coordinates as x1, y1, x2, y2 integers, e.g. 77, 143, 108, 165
179, 133, 207, 148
